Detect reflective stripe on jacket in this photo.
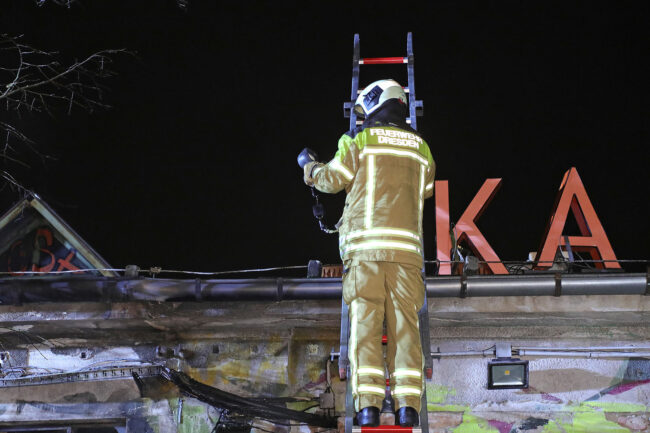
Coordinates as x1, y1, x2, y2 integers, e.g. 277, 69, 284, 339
312, 123, 435, 267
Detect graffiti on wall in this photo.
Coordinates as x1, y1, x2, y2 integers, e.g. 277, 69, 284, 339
0, 196, 114, 276
0, 226, 88, 275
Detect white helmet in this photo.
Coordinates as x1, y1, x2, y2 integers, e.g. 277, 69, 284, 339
354, 79, 407, 118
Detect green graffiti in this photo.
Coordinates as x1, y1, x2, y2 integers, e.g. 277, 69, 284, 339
581, 401, 647, 413
165, 398, 214, 433
427, 404, 468, 412
451, 413, 499, 433
541, 405, 633, 433
426, 383, 456, 403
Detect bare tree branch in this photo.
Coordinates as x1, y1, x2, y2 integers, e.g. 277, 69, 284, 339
1, 169, 31, 195
0, 34, 129, 173
35, 0, 78, 8
34, 0, 190, 10
1, 34, 127, 114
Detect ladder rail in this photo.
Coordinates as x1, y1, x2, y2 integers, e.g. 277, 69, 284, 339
349, 34, 361, 131
340, 33, 430, 433
406, 32, 417, 130
344, 33, 423, 132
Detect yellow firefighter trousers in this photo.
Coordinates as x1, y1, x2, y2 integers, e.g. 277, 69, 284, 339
343, 261, 425, 412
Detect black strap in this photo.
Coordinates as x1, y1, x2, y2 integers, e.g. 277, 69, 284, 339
310, 187, 338, 234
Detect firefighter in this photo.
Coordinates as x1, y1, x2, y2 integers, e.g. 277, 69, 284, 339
302, 79, 435, 427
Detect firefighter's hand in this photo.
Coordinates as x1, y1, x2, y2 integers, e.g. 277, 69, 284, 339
303, 161, 319, 186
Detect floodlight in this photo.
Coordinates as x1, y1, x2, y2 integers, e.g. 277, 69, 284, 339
487, 358, 529, 389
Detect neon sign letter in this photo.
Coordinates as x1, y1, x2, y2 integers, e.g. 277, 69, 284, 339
536, 167, 620, 269
435, 179, 508, 275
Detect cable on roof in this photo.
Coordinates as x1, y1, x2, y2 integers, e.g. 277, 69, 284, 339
0, 260, 647, 277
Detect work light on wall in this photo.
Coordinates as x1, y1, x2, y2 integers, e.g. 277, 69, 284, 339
487, 343, 529, 390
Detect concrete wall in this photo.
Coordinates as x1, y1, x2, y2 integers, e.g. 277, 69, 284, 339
0, 295, 648, 432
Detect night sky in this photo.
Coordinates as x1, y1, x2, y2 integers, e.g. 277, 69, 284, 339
1, 1, 648, 274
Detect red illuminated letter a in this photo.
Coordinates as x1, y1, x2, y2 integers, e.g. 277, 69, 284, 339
536, 167, 620, 269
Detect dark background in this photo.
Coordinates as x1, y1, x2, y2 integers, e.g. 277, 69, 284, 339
1, 1, 648, 273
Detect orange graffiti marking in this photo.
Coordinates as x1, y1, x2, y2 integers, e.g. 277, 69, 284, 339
57, 250, 81, 272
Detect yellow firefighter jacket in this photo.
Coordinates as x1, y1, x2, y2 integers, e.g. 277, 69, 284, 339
310, 122, 435, 267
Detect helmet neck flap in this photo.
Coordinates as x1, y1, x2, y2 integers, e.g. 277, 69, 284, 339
362, 99, 414, 132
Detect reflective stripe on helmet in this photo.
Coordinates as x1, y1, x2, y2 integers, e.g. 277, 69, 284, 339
354, 79, 407, 118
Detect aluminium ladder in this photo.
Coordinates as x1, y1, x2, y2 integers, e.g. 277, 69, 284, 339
338, 33, 431, 433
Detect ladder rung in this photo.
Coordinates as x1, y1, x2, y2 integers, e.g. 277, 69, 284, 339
359, 57, 407, 65
353, 427, 421, 433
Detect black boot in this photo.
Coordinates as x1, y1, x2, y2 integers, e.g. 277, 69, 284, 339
357, 406, 380, 427
396, 406, 419, 427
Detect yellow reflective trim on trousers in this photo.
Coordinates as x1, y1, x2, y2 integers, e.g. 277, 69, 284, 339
425, 182, 434, 192
358, 366, 385, 377
350, 300, 358, 399
361, 147, 429, 167
365, 155, 375, 229
392, 369, 422, 379
392, 386, 421, 396
344, 240, 421, 255
342, 227, 422, 243
329, 160, 354, 181
358, 384, 387, 396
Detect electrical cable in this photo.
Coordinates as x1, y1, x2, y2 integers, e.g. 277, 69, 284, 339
0, 268, 125, 276
152, 265, 309, 276
1, 259, 646, 277
158, 367, 337, 428
0, 265, 309, 277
